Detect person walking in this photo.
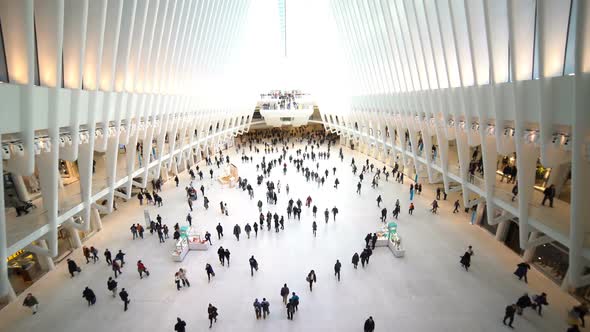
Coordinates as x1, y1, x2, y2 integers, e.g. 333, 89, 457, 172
233, 224, 241, 241
306, 270, 317, 291
514, 262, 531, 283
352, 252, 359, 269
516, 293, 533, 315
503, 304, 517, 328
312, 221, 317, 237
205, 231, 212, 245
532, 292, 549, 316
261, 298, 270, 319
175, 272, 183, 290
334, 260, 342, 281
22, 293, 39, 315
253, 222, 259, 237
174, 317, 187, 332
431, 200, 439, 214
281, 284, 290, 305
453, 200, 460, 213
224, 249, 231, 267
115, 250, 126, 267
249, 255, 259, 276
107, 277, 117, 297
460, 247, 473, 271
216, 223, 223, 239
112, 260, 122, 278
179, 268, 190, 287
208, 303, 218, 328
104, 248, 112, 265
364, 316, 375, 332
218, 246, 225, 266
253, 298, 262, 319
119, 288, 130, 312
376, 195, 382, 207
205, 263, 215, 282
332, 206, 339, 221
137, 260, 150, 279
409, 202, 415, 215
82, 286, 96, 306
324, 208, 329, 223
67, 258, 81, 277
380, 208, 387, 223
287, 298, 296, 320
371, 233, 377, 250
245, 223, 252, 238
186, 213, 192, 227
541, 184, 555, 207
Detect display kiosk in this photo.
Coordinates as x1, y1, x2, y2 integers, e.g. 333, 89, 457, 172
171, 237, 189, 262
187, 227, 209, 251
386, 222, 404, 257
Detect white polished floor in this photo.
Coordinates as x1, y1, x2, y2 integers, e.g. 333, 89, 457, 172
0, 139, 579, 332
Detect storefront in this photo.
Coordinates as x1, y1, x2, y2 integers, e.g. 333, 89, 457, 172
7, 250, 47, 296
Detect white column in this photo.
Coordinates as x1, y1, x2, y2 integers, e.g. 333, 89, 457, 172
91, 207, 103, 232
0, 138, 17, 303
68, 226, 82, 249
522, 231, 540, 262
10, 174, 30, 202
35, 239, 55, 271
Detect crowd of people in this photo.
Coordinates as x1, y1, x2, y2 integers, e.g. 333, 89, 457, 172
16, 126, 583, 332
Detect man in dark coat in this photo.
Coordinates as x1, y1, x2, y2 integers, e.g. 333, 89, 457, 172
514, 262, 531, 283
174, 317, 186, 332
119, 288, 130, 311
503, 304, 516, 328
364, 316, 375, 332
216, 223, 223, 239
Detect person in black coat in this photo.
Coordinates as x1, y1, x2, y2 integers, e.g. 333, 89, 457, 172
364, 316, 375, 332
516, 293, 533, 315
364, 233, 371, 247
503, 304, 516, 328
216, 223, 223, 239
514, 262, 531, 283
82, 287, 96, 306
208, 303, 218, 328
371, 233, 378, 250
174, 317, 186, 332
352, 253, 359, 269
67, 259, 80, 277
460, 249, 472, 272
532, 292, 549, 316
119, 288, 130, 311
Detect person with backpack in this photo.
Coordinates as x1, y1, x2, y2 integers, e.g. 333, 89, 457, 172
82, 287, 96, 306
208, 303, 218, 328
107, 277, 117, 297
67, 259, 81, 278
